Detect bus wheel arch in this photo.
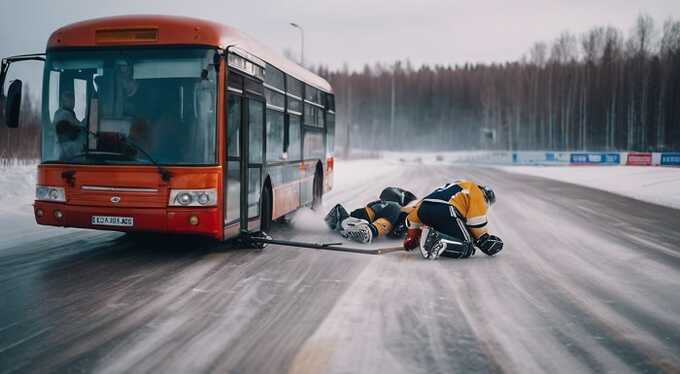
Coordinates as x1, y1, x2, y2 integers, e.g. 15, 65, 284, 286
312, 162, 323, 211
260, 176, 273, 233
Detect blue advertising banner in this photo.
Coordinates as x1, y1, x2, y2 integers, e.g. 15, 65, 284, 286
570, 153, 620, 165
602, 153, 620, 164
570, 153, 589, 164
660, 153, 680, 166
512, 152, 570, 164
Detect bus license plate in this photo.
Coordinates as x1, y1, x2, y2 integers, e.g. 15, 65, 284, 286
91, 216, 134, 227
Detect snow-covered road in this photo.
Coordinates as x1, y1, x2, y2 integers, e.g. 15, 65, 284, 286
1, 160, 679, 373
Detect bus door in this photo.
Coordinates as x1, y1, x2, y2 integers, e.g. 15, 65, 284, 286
225, 91, 243, 230
243, 94, 264, 230
226, 70, 265, 233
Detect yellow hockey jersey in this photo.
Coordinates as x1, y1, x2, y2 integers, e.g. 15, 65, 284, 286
406, 180, 489, 234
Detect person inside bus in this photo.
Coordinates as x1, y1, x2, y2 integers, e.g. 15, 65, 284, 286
53, 90, 86, 160
116, 62, 159, 124
325, 187, 418, 243
118, 63, 141, 116
115, 62, 168, 160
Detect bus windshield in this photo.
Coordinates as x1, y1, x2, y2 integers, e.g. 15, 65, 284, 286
42, 47, 217, 165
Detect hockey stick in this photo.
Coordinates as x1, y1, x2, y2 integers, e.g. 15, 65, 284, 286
247, 236, 404, 255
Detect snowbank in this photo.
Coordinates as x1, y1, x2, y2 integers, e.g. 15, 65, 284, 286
500, 165, 680, 209
380, 150, 506, 165
0, 162, 37, 215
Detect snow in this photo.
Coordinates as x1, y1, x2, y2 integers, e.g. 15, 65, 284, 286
3, 155, 680, 372
331, 157, 403, 192
288, 157, 406, 245
380, 150, 510, 165
0, 161, 38, 215
0, 161, 94, 252
500, 165, 680, 210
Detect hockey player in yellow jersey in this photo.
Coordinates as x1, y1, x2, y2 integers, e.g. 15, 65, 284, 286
403, 181, 503, 259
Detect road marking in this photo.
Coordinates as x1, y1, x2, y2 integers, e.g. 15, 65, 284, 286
0, 327, 51, 354
106, 303, 130, 308
0, 322, 19, 334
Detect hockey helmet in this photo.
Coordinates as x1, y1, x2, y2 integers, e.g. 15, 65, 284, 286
379, 187, 417, 206
478, 185, 496, 206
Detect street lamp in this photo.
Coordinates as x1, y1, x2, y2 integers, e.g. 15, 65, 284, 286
289, 22, 305, 66
390, 63, 396, 145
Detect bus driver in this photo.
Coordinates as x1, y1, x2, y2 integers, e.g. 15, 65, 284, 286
53, 90, 85, 160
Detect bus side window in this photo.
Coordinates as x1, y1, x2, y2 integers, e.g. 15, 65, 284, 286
287, 114, 301, 160
266, 109, 284, 161
327, 112, 335, 156
227, 95, 240, 157
303, 131, 324, 160
248, 100, 264, 163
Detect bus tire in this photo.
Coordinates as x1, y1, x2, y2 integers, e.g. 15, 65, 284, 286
260, 182, 273, 233
312, 166, 323, 211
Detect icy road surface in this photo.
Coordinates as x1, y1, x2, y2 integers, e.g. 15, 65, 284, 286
1, 160, 680, 373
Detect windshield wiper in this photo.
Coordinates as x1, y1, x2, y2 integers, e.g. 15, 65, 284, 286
75, 128, 173, 182
116, 135, 173, 182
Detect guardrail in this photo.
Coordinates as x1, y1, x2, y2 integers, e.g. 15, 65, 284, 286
445, 151, 680, 167
570, 152, 620, 165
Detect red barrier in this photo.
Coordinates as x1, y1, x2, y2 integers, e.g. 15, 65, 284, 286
627, 152, 652, 166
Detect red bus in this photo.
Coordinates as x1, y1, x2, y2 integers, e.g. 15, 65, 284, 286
0, 15, 335, 240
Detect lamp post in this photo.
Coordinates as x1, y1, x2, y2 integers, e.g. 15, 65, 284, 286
289, 22, 305, 66
390, 63, 396, 146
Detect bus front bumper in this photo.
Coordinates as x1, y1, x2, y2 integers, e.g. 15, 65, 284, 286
33, 201, 222, 239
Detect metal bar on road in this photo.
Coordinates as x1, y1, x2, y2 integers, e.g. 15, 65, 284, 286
248, 237, 404, 255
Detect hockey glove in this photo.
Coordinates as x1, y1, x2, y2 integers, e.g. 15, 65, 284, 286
476, 233, 504, 256
403, 228, 422, 251
388, 213, 409, 239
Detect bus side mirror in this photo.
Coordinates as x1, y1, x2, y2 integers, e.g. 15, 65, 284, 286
0, 93, 4, 128
5, 79, 22, 128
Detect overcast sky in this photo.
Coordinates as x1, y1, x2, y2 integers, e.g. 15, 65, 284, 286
2, 0, 680, 70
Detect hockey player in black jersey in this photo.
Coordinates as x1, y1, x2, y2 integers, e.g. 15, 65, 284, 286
325, 187, 417, 244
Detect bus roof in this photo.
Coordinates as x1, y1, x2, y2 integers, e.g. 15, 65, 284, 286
47, 15, 332, 93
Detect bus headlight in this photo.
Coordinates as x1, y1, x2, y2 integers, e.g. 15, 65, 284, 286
36, 186, 66, 202
178, 193, 193, 206
197, 192, 210, 205
169, 189, 217, 207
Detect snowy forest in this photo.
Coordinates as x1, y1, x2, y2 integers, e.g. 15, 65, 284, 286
0, 88, 40, 162
2, 14, 680, 160
321, 14, 680, 152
